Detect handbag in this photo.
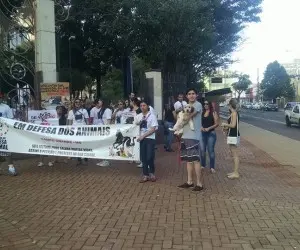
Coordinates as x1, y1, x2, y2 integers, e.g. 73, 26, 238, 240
227, 114, 240, 145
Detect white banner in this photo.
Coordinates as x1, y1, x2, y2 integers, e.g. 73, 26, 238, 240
0, 118, 140, 161
28, 110, 58, 125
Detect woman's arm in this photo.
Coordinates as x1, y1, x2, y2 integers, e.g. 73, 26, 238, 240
224, 112, 237, 129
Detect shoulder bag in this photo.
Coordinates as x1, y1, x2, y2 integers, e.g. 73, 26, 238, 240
227, 114, 240, 145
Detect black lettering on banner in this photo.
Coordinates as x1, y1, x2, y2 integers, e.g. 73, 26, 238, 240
13, 122, 26, 130
58, 127, 74, 136
75, 126, 111, 136
0, 137, 8, 150
106, 127, 110, 136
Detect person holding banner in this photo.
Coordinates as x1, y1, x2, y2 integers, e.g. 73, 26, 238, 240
135, 99, 158, 183
38, 105, 69, 167
112, 100, 129, 124
90, 99, 112, 167
67, 98, 90, 165
0, 93, 17, 176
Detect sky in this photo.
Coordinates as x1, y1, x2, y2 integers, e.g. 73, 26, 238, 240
230, 0, 300, 83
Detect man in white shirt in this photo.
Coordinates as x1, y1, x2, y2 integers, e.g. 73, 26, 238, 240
135, 99, 158, 183
67, 98, 89, 164
174, 93, 187, 113
90, 99, 112, 167
0, 93, 17, 176
67, 99, 89, 125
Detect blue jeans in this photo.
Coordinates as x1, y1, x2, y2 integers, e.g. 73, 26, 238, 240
201, 131, 217, 169
140, 138, 156, 176
164, 121, 174, 150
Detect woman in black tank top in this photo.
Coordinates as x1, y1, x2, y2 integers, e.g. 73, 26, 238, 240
201, 100, 219, 173
221, 99, 240, 179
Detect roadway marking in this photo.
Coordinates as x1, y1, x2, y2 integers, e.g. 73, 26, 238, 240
219, 112, 286, 125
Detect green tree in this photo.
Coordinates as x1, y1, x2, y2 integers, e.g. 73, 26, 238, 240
56, 0, 262, 91
232, 74, 252, 102
261, 61, 295, 100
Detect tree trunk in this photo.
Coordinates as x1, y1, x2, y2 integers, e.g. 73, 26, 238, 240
96, 75, 101, 98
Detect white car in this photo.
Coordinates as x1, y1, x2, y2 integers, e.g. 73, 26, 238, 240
252, 103, 262, 110
285, 104, 300, 127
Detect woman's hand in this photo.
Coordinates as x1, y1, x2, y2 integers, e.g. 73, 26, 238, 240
221, 122, 227, 128
137, 135, 144, 142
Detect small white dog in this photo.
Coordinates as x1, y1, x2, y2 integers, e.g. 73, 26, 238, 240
169, 104, 195, 135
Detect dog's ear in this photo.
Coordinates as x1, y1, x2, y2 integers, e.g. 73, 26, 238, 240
190, 106, 195, 113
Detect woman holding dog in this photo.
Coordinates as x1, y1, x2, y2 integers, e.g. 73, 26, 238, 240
201, 100, 219, 173
178, 88, 204, 191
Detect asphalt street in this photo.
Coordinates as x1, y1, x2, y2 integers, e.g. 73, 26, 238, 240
220, 107, 300, 141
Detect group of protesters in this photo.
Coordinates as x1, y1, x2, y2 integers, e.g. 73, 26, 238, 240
0, 89, 240, 189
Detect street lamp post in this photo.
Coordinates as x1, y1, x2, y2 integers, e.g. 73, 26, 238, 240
68, 36, 75, 99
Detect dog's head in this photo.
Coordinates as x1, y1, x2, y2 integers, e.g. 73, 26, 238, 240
183, 104, 194, 113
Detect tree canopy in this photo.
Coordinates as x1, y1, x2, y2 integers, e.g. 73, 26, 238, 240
232, 74, 252, 101
0, 0, 263, 99
261, 61, 295, 100
55, 0, 262, 94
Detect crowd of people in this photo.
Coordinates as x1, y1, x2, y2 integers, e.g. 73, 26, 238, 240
0, 90, 240, 189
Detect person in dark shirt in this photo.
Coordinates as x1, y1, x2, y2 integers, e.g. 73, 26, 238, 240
163, 103, 176, 151
57, 105, 67, 125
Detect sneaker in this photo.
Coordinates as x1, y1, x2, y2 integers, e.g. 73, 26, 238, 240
210, 168, 216, 174
149, 174, 156, 182
192, 185, 204, 192
137, 163, 143, 168
178, 183, 194, 189
8, 165, 17, 176
37, 162, 44, 167
48, 161, 54, 167
97, 160, 110, 167
139, 176, 149, 183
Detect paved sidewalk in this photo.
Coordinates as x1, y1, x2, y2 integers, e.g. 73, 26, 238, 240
1, 130, 300, 250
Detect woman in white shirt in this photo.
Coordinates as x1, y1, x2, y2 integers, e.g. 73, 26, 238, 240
90, 99, 112, 167
135, 99, 158, 183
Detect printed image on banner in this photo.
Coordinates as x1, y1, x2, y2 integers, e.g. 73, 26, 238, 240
28, 110, 58, 125
41, 82, 70, 109
0, 118, 140, 161
0, 121, 9, 156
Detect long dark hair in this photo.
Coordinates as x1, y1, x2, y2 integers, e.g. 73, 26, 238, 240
95, 99, 108, 118
203, 100, 214, 115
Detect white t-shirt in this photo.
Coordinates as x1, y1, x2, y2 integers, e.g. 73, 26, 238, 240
115, 108, 130, 124
135, 112, 158, 140
0, 104, 13, 119
67, 108, 89, 125
174, 101, 187, 111
90, 107, 112, 125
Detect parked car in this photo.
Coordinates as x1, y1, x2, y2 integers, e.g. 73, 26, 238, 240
285, 104, 300, 127
263, 103, 278, 111
284, 102, 300, 111
252, 103, 263, 110
244, 103, 252, 109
